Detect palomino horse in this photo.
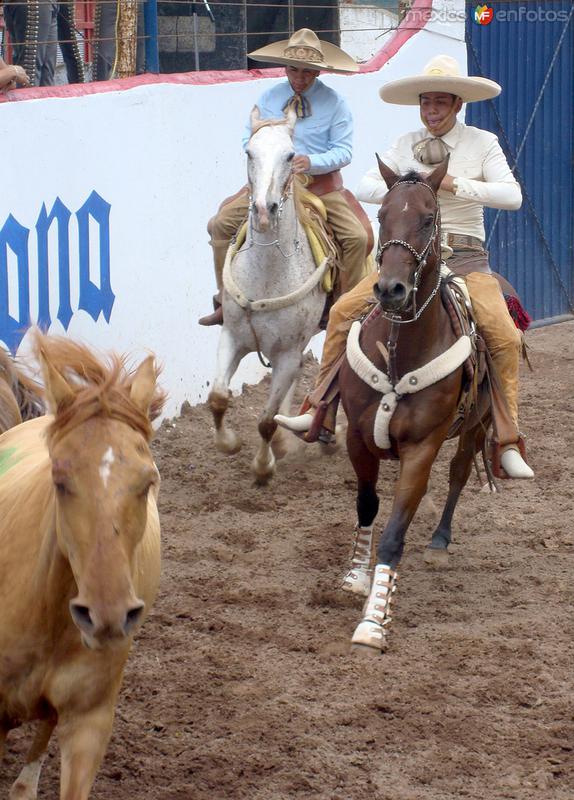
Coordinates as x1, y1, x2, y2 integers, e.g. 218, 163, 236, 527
339, 157, 492, 654
0, 347, 44, 433
209, 106, 326, 484
0, 333, 165, 799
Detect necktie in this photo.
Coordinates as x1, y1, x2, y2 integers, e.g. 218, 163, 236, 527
282, 94, 312, 119
412, 137, 449, 166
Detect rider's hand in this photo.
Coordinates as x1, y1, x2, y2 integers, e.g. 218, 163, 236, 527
292, 155, 311, 174
440, 174, 456, 194
12, 65, 30, 86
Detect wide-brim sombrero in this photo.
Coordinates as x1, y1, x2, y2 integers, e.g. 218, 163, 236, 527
379, 55, 501, 104
248, 28, 359, 74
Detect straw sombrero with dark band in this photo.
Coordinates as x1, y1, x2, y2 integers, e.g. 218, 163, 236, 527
248, 28, 358, 74
380, 55, 501, 104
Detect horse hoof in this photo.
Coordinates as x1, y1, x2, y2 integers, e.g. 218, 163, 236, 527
319, 439, 339, 457
351, 619, 387, 653
252, 457, 276, 486
350, 642, 383, 659
214, 431, 242, 455
253, 471, 275, 487
423, 546, 450, 568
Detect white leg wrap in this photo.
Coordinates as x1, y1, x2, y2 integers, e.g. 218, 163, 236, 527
341, 525, 374, 597
351, 563, 398, 652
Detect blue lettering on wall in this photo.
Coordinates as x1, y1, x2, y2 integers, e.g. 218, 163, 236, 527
0, 215, 30, 354
77, 191, 114, 324
0, 191, 114, 353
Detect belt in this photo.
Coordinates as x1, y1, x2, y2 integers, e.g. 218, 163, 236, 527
306, 170, 343, 197
446, 233, 484, 250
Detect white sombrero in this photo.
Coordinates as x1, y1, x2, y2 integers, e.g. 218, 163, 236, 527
248, 28, 359, 74
379, 55, 501, 104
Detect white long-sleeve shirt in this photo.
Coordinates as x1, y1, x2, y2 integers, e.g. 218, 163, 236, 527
356, 120, 522, 242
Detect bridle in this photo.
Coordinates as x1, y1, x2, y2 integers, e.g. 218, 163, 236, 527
245, 123, 301, 257
375, 179, 443, 324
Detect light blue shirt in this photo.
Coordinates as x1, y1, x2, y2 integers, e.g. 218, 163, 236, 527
242, 78, 353, 175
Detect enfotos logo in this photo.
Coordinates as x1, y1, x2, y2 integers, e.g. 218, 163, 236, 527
474, 4, 494, 25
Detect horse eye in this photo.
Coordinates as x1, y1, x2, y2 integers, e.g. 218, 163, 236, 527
54, 481, 71, 497
246, 150, 253, 160
287, 152, 295, 162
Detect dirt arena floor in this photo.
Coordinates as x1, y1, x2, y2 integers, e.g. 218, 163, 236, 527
2, 320, 573, 799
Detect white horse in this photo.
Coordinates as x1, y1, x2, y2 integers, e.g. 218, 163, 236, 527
208, 106, 327, 484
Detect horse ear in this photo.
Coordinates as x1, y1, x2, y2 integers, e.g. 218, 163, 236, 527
250, 105, 261, 131
130, 355, 157, 417
426, 155, 451, 193
285, 105, 297, 132
376, 154, 400, 190
38, 348, 74, 415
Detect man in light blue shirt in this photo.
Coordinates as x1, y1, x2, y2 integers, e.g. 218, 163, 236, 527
199, 29, 373, 326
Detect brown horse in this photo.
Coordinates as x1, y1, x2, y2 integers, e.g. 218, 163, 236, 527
0, 333, 165, 799
339, 157, 493, 654
0, 347, 44, 434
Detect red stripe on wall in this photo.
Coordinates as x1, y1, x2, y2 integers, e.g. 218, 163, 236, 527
0, 0, 432, 103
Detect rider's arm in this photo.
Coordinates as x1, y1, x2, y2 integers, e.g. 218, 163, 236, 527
451, 135, 522, 210
305, 94, 353, 175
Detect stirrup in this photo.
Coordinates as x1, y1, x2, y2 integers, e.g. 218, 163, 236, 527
500, 446, 534, 479
491, 438, 534, 479
274, 411, 313, 433
274, 401, 330, 444
198, 305, 223, 326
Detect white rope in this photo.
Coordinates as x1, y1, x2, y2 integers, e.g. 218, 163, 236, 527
222, 243, 329, 313
346, 320, 472, 449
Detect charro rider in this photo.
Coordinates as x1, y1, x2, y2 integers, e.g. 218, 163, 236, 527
198, 28, 373, 327
276, 54, 534, 480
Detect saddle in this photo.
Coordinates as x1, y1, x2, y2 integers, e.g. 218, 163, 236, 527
295, 183, 341, 295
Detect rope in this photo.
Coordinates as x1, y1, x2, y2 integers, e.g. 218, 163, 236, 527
222, 243, 329, 313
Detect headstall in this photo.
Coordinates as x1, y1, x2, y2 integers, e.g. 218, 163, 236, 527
376, 179, 443, 324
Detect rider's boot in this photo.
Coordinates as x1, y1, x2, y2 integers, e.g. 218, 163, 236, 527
341, 525, 375, 597
199, 292, 223, 326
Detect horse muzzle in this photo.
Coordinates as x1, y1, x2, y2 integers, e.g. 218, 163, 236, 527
374, 276, 412, 312
252, 201, 280, 232
70, 596, 146, 648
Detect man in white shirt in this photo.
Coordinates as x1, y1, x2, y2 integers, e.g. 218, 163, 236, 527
276, 55, 533, 480
198, 29, 372, 326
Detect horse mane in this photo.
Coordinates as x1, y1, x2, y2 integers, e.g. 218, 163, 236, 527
33, 333, 167, 446
399, 170, 427, 185
0, 348, 44, 422
249, 117, 290, 138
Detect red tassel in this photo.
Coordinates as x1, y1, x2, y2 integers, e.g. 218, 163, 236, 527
505, 295, 532, 332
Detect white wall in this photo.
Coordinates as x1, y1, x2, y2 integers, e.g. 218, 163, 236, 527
1, 0, 465, 418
